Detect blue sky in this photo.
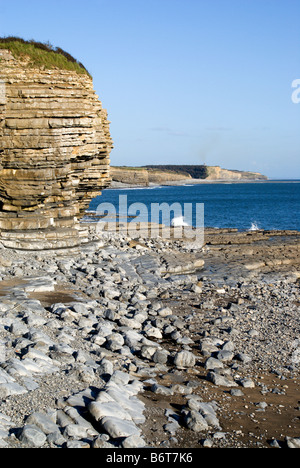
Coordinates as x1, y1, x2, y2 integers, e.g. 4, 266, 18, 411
1, 0, 299, 178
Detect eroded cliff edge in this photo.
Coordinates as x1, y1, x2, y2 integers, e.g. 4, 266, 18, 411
0, 47, 112, 249
110, 165, 267, 187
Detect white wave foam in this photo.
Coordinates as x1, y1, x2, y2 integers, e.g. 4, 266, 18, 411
171, 216, 189, 227
249, 222, 259, 231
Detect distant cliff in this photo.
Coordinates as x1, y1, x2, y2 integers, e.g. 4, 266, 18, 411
145, 165, 267, 180
144, 165, 208, 179
110, 165, 267, 186
110, 167, 191, 186
205, 166, 267, 180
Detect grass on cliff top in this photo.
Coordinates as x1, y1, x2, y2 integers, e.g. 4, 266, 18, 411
0, 37, 91, 76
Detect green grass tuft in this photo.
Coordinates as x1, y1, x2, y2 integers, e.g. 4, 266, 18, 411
0, 37, 91, 77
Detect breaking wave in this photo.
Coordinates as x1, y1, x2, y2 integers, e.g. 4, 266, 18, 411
249, 222, 260, 231
171, 216, 189, 227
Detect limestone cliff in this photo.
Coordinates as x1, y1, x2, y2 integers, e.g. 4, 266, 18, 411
110, 167, 191, 186
110, 167, 150, 186
111, 165, 267, 186
0, 47, 112, 249
144, 165, 267, 181
205, 166, 267, 180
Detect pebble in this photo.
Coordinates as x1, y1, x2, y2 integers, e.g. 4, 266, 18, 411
202, 438, 214, 447
18, 424, 47, 447
207, 371, 238, 388
173, 350, 196, 368
151, 383, 174, 396
216, 350, 234, 362
205, 357, 224, 370
101, 416, 141, 438
239, 377, 255, 388
183, 410, 209, 432
230, 388, 244, 397
25, 412, 60, 435
286, 437, 300, 448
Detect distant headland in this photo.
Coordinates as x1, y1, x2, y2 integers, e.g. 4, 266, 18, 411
110, 165, 268, 188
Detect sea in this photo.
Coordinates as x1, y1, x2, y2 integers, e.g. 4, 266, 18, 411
86, 181, 300, 232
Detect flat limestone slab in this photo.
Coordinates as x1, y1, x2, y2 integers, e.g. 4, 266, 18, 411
101, 416, 141, 439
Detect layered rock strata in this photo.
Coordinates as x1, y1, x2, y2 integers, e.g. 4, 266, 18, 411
111, 166, 268, 187
0, 49, 112, 249
205, 166, 267, 180
110, 167, 191, 187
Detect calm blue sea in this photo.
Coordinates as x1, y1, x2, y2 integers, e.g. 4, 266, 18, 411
87, 181, 300, 232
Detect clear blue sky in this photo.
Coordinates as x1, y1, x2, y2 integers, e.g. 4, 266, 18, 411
1, 0, 299, 178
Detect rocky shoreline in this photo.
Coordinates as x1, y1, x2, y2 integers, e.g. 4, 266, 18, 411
0, 226, 299, 449
108, 179, 274, 189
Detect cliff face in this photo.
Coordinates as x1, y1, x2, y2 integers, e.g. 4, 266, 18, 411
110, 167, 150, 186
111, 165, 267, 186
206, 166, 267, 180
0, 49, 112, 249
110, 167, 191, 186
